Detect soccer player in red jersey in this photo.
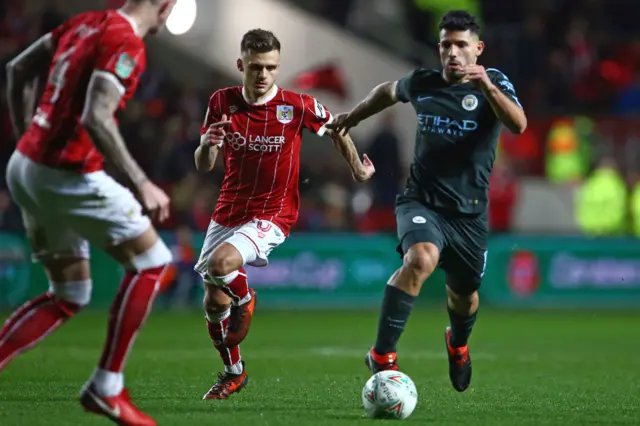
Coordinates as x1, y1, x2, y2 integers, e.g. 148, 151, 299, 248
1, 1, 176, 425
193, 29, 376, 400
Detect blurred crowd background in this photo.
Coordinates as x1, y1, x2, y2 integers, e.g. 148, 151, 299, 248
1, 0, 640, 239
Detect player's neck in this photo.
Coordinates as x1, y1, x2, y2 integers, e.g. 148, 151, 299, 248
118, 6, 149, 37
242, 84, 278, 105
441, 71, 469, 85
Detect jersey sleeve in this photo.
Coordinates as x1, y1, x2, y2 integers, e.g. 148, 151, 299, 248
301, 94, 333, 136
488, 69, 522, 108
94, 38, 146, 97
395, 70, 417, 104
201, 91, 222, 135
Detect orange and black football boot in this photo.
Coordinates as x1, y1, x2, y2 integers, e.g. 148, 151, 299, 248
223, 289, 257, 347
202, 361, 248, 400
364, 347, 400, 373
445, 326, 472, 392
80, 384, 156, 426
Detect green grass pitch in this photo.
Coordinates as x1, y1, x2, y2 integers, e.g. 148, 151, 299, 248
1, 309, 639, 425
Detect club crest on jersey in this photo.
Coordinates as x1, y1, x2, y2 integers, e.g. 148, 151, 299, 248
277, 105, 294, 124
115, 53, 136, 79
462, 94, 478, 111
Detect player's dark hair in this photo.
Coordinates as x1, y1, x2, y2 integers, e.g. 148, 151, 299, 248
241, 29, 281, 54
438, 10, 481, 35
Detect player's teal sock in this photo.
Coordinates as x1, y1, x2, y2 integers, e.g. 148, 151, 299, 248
373, 285, 415, 355
447, 306, 477, 348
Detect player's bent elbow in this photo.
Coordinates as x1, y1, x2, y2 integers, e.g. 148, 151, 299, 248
514, 121, 527, 135
508, 117, 527, 135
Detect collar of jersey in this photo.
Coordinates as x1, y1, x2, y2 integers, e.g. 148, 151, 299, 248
117, 9, 142, 38
242, 85, 279, 105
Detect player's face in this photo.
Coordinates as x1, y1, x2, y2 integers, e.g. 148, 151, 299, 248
149, 0, 177, 35
438, 29, 484, 81
238, 50, 281, 97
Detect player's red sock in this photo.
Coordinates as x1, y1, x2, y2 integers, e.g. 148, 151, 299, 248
206, 309, 242, 374
219, 268, 251, 306
0, 292, 81, 371
92, 266, 166, 395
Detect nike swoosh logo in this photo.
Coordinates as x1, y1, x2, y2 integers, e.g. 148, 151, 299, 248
417, 96, 433, 102
88, 389, 121, 419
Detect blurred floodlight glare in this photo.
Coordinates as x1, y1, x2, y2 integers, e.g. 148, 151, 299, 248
166, 0, 197, 35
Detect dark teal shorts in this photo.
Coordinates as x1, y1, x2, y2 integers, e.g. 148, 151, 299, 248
395, 196, 488, 295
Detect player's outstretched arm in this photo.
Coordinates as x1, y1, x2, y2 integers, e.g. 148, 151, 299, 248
81, 71, 149, 191
327, 130, 375, 182
6, 33, 55, 139
327, 81, 398, 135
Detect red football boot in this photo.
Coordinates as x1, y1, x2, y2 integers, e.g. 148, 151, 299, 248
364, 347, 400, 373
202, 362, 249, 400
79, 385, 156, 426
445, 326, 472, 392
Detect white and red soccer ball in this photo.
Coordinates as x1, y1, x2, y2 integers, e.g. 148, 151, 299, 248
362, 370, 418, 420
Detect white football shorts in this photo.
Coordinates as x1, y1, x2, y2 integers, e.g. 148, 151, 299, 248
5, 151, 151, 262
194, 218, 286, 284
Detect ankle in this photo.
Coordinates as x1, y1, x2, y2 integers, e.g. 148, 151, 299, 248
90, 368, 124, 397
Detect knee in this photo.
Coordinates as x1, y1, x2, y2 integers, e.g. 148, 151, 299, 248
49, 280, 92, 314
203, 285, 230, 313
207, 253, 236, 278
404, 243, 439, 281
447, 286, 479, 307
207, 244, 242, 278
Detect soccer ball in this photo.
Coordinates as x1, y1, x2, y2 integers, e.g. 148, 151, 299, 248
362, 370, 418, 420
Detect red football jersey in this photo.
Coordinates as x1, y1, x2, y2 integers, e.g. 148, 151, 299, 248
202, 85, 333, 235
17, 10, 146, 173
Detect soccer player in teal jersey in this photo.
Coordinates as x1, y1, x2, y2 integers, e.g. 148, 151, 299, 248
328, 10, 527, 392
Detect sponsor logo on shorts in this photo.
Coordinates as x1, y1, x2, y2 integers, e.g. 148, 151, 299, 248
412, 216, 426, 224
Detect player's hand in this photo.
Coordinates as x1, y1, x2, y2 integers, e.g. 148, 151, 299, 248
138, 181, 171, 223
353, 154, 375, 182
326, 112, 360, 136
462, 65, 492, 91
201, 114, 232, 148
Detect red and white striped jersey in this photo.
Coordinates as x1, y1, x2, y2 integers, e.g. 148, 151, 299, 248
17, 10, 146, 173
201, 85, 333, 236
